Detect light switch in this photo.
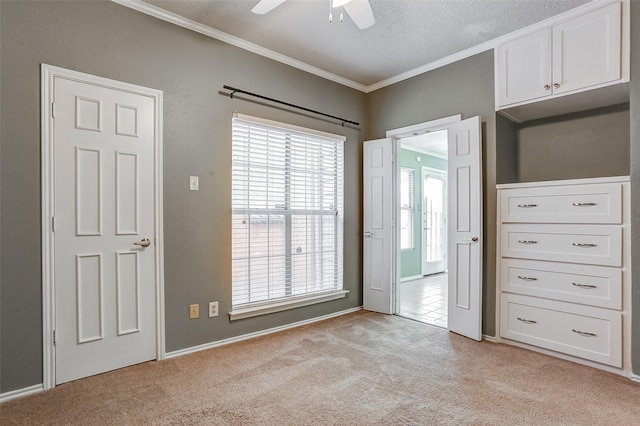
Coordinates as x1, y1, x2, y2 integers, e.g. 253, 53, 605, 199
189, 176, 199, 191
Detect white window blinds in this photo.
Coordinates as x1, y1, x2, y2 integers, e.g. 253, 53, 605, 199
231, 115, 344, 308
400, 167, 415, 250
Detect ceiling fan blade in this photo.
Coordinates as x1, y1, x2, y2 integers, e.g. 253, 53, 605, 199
343, 0, 375, 29
251, 0, 287, 15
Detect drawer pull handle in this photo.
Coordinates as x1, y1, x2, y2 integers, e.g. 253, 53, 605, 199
572, 243, 597, 248
517, 317, 537, 324
517, 204, 538, 208
572, 282, 597, 289
572, 202, 597, 207
518, 240, 538, 244
517, 275, 538, 281
572, 329, 597, 337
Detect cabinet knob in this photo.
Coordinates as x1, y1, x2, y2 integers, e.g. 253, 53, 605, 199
553, 83, 560, 89
544, 84, 551, 90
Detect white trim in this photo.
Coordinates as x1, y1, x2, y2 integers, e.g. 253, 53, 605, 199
482, 334, 497, 343
112, 0, 367, 92
229, 290, 349, 321
112, 0, 619, 93
501, 338, 630, 378
233, 113, 346, 141
167, 306, 362, 359
630, 374, 640, 383
0, 384, 44, 403
41, 64, 165, 389
386, 115, 461, 139
496, 175, 630, 190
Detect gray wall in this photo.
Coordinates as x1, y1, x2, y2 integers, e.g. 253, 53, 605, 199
367, 51, 498, 337
0, 1, 366, 392
495, 114, 518, 185
517, 104, 630, 182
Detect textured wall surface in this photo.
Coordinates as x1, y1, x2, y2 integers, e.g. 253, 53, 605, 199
0, 0, 366, 393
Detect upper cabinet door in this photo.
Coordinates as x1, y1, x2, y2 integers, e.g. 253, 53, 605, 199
498, 29, 552, 107
552, 2, 621, 95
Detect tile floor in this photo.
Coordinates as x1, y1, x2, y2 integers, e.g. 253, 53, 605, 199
398, 273, 448, 328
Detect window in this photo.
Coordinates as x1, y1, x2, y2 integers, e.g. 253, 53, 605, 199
230, 114, 346, 319
400, 167, 415, 250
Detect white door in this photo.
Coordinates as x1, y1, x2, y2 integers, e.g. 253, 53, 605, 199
53, 75, 158, 384
422, 169, 447, 276
448, 116, 483, 341
363, 138, 394, 314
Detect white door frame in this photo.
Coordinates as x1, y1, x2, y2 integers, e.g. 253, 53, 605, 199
41, 64, 165, 390
386, 114, 461, 313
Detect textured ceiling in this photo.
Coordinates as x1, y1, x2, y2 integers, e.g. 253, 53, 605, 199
141, 0, 592, 87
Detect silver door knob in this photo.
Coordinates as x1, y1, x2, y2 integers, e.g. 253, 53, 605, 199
471, 236, 479, 242
134, 238, 151, 247
364, 231, 373, 238
553, 83, 560, 89
544, 84, 551, 90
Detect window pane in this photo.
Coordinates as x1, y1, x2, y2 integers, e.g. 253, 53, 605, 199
400, 167, 415, 250
231, 116, 344, 308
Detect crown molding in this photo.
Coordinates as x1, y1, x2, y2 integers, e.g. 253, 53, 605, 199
113, 0, 619, 94
364, 0, 619, 92
111, 0, 368, 92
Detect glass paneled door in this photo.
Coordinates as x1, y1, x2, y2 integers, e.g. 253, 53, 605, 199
422, 168, 447, 276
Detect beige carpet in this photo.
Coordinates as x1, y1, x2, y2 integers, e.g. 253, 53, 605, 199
2, 311, 640, 425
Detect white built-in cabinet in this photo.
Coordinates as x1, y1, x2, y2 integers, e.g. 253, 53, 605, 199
495, 1, 629, 122
496, 177, 631, 375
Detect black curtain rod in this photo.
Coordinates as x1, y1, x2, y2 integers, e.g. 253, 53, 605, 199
223, 85, 359, 127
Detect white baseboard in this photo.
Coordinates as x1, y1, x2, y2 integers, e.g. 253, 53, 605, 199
630, 373, 640, 383
482, 334, 497, 343
0, 384, 43, 403
500, 338, 629, 378
166, 306, 363, 359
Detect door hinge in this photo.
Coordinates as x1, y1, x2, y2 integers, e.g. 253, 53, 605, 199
51, 216, 56, 232
53, 330, 57, 345
51, 102, 56, 118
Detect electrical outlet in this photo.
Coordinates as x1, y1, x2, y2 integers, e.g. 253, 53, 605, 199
189, 304, 199, 319
208, 301, 218, 318
189, 176, 199, 191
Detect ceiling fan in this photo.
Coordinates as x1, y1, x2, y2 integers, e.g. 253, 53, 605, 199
251, 0, 375, 29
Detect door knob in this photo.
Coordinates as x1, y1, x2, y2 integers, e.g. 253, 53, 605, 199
134, 238, 151, 247
471, 236, 479, 242
364, 231, 373, 238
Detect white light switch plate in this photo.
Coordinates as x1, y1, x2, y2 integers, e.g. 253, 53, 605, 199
189, 176, 199, 191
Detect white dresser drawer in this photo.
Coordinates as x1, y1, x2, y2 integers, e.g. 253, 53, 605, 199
500, 294, 622, 367
501, 259, 622, 309
501, 182, 622, 224
501, 224, 622, 267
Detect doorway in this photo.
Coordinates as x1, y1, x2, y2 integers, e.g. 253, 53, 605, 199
41, 65, 165, 389
363, 114, 482, 341
398, 131, 449, 328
